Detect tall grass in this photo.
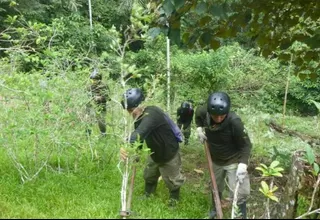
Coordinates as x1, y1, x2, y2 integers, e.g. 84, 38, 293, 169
1, 44, 319, 218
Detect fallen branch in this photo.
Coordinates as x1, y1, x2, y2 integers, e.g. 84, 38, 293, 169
295, 208, 320, 219
308, 174, 320, 213
268, 120, 320, 146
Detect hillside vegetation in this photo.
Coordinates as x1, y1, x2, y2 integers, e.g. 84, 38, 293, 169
0, 1, 319, 218
1, 43, 319, 218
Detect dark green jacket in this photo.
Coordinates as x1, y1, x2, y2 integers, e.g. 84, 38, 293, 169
129, 106, 179, 163
195, 104, 252, 166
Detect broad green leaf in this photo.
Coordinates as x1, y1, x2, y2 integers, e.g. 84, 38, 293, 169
163, 0, 175, 17
36, 37, 41, 45
259, 188, 267, 195
209, 4, 225, 18
305, 145, 315, 164
270, 160, 280, 169
255, 167, 265, 172
271, 186, 279, 192
313, 163, 319, 175
9, 1, 17, 7
210, 37, 220, 50
311, 100, 320, 112
173, 0, 185, 10
261, 181, 269, 192
200, 32, 212, 45
199, 16, 212, 27
273, 167, 284, 172
148, 27, 162, 39
194, 2, 207, 15
268, 195, 279, 202
271, 172, 283, 177
260, 164, 268, 169
182, 32, 190, 43
1, 33, 11, 39
168, 27, 181, 46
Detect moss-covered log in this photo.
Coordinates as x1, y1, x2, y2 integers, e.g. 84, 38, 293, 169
271, 151, 305, 219
271, 150, 320, 219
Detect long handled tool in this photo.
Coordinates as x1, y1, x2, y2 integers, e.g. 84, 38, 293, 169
126, 165, 136, 214
120, 165, 137, 219
204, 141, 223, 219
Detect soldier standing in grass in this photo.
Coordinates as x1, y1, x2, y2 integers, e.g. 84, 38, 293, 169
85, 69, 110, 137
195, 92, 252, 219
119, 88, 186, 206
176, 100, 194, 145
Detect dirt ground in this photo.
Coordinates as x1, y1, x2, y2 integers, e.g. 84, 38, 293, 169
180, 146, 289, 219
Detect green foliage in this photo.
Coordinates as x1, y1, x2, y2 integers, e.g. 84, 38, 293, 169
142, 0, 320, 84
311, 100, 320, 113
171, 47, 230, 102
303, 145, 319, 176
170, 43, 286, 113
255, 161, 284, 178
255, 160, 283, 204
296, 194, 311, 218
258, 181, 279, 202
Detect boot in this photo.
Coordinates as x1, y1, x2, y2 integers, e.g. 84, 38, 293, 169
238, 202, 247, 219
145, 182, 158, 197
168, 188, 180, 207
169, 188, 180, 200
209, 210, 216, 219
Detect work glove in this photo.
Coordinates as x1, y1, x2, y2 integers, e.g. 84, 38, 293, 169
236, 163, 248, 184
120, 147, 128, 161
196, 127, 207, 143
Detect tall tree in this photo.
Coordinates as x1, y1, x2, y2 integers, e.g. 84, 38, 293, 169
142, 0, 320, 77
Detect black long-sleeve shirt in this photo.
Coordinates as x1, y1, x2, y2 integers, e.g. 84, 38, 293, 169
176, 106, 194, 126
129, 106, 179, 163
195, 104, 252, 166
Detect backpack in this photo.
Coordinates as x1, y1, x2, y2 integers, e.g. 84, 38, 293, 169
164, 113, 183, 143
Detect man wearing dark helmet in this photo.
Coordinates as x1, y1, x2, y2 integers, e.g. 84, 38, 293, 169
119, 88, 186, 207
195, 92, 252, 219
176, 100, 194, 145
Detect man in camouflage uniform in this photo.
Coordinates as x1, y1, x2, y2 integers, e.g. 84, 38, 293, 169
119, 88, 186, 207
195, 92, 252, 219
176, 100, 194, 145
86, 69, 110, 137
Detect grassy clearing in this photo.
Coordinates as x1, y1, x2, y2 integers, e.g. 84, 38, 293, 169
1, 106, 319, 219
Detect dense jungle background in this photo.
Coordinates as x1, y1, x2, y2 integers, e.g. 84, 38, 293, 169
0, 0, 319, 219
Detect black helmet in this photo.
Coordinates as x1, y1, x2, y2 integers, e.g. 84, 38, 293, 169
207, 92, 231, 115
90, 69, 102, 80
121, 88, 145, 109
181, 101, 191, 109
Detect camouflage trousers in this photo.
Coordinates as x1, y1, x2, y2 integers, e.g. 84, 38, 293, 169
85, 103, 106, 134
143, 151, 186, 191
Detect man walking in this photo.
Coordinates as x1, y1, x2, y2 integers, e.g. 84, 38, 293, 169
176, 100, 194, 145
195, 92, 252, 219
120, 88, 186, 206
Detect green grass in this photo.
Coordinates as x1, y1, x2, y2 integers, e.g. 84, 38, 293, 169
1, 105, 319, 219
0, 144, 211, 219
